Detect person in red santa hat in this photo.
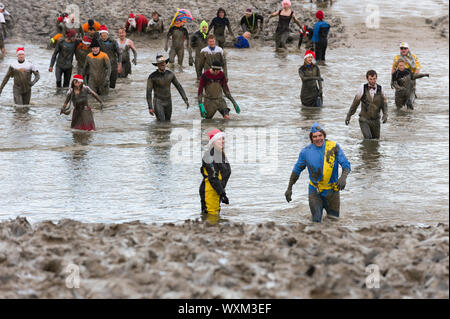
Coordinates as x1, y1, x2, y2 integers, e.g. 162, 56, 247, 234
199, 128, 231, 223
125, 13, 149, 34
75, 36, 92, 74
0, 47, 40, 105
61, 74, 103, 131
312, 10, 330, 65
298, 49, 323, 107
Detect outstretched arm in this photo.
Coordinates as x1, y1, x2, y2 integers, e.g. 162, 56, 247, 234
292, 13, 302, 28
346, 86, 363, 124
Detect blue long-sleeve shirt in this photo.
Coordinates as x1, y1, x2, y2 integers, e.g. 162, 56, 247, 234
293, 140, 351, 192
312, 20, 330, 43
234, 36, 250, 48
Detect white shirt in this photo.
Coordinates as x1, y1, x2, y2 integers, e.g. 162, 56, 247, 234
355, 83, 385, 100
11, 60, 37, 72
200, 46, 224, 56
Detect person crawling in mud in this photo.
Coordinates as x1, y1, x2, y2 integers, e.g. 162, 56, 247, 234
147, 11, 164, 40
125, 13, 148, 35
391, 59, 429, 110
285, 122, 351, 223
0, 47, 40, 105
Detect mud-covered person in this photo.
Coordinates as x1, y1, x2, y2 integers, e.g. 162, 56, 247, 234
147, 11, 164, 40
199, 34, 228, 79
164, 20, 192, 68
285, 122, 351, 223
49, 29, 80, 89
345, 70, 388, 140
82, 38, 111, 96
197, 61, 240, 119
98, 25, 122, 89
146, 55, 189, 121
191, 20, 209, 81
0, 47, 40, 105
117, 27, 137, 78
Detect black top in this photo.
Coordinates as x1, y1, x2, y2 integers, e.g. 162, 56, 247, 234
201, 147, 231, 196
240, 13, 264, 32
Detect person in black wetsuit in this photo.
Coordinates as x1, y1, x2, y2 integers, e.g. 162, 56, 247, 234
146, 54, 190, 121
312, 10, 330, 65
49, 29, 80, 88
267, 0, 302, 50
208, 8, 235, 48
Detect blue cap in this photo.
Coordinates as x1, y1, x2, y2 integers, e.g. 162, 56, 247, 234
310, 122, 323, 133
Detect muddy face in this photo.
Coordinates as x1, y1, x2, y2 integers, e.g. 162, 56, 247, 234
367, 75, 377, 87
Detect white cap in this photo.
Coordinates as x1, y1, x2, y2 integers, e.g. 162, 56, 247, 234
400, 42, 409, 48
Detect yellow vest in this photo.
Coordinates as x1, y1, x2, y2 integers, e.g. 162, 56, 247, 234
310, 140, 339, 193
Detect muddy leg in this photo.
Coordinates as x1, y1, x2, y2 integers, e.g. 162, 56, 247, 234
177, 46, 184, 67
359, 119, 373, 139
204, 98, 219, 119
309, 191, 324, 223
323, 190, 340, 218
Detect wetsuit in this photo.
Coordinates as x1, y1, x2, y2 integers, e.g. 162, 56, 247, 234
347, 84, 388, 139
75, 43, 91, 74
147, 18, 164, 39
275, 10, 294, 49
198, 69, 236, 119
0, 26, 4, 58
82, 51, 111, 95
165, 26, 192, 66
291, 139, 351, 222
146, 69, 188, 121
50, 39, 80, 87
191, 29, 209, 80
312, 20, 330, 63
63, 86, 100, 131
200, 146, 231, 215
391, 69, 429, 109
99, 36, 122, 89
125, 15, 149, 33
199, 46, 228, 79
117, 38, 137, 78
298, 64, 323, 107
208, 17, 235, 48
0, 59, 40, 105
240, 13, 264, 35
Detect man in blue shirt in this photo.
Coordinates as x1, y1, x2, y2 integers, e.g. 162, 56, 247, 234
234, 31, 250, 48
285, 122, 351, 222
312, 10, 330, 66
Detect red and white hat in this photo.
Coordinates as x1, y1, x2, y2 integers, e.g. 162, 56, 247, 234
82, 36, 92, 46
72, 74, 84, 83
99, 25, 109, 34
16, 47, 25, 56
207, 129, 225, 146
129, 13, 135, 19
304, 50, 315, 60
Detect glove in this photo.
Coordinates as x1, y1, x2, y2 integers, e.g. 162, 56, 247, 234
345, 115, 351, 126
132, 58, 137, 65
221, 194, 229, 204
337, 170, 349, 190
185, 99, 190, 109
198, 103, 206, 118
233, 102, 241, 114
382, 113, 388, 124
285, 188, 292, 203
188, 56, 194, 66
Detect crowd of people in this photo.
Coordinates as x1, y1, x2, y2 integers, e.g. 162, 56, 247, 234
0, 1, 429, 223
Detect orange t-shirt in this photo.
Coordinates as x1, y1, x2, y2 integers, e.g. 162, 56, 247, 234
83, 21, 101, 33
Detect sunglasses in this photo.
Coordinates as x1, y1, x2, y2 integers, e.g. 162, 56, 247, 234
400, 47, 408, 50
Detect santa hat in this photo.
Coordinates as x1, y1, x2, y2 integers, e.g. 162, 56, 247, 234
129, 13, 135, 19
207, 129, 225, 146
16, 47, 25, 56
82, 36, 92, 45
304, 50, 315, 59
57, 16, 63, 22
99, 25, 109, 34
72, 74, 84, 83
316, 10, 324, 20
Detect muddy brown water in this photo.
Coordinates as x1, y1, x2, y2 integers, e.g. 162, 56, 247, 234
0, 0, 448, 227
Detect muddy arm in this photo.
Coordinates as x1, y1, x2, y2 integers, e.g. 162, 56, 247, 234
146, 78, 154, 110
298, 68, 323, 81
30, 70, 40, 87
0, 66, 13, 93
412, 73, 429, 80
347, 96, 361, 118
172, 74, 188, 102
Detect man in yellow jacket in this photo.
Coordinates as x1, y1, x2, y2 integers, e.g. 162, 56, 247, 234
391, 42, 421, 74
